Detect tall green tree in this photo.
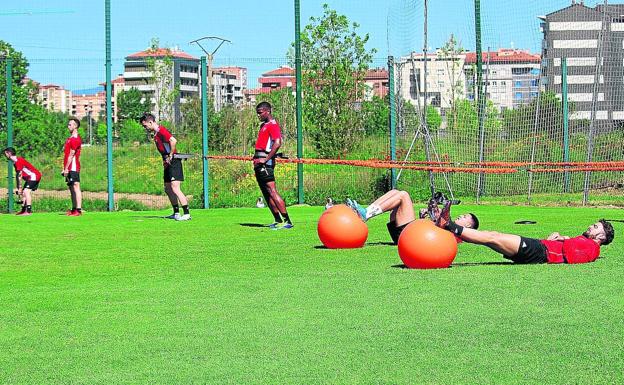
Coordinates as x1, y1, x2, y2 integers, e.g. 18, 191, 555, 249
116, 87, 146, 123
145, 38, 180, 123
0, 40, 37, 135
298, 4, 376, 157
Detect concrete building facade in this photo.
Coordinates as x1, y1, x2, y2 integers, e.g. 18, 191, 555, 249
540, 2, 624, 125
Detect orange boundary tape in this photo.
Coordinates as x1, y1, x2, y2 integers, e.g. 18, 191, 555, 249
206, 155, 624, 174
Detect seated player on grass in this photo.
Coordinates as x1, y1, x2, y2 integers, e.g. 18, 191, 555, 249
346, 189, 479, 244
3, 147, 42, 216
436, 213, 615, 264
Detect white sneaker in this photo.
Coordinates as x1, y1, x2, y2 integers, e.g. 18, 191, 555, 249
164, 213, 180, 220
176, 213, 191, 221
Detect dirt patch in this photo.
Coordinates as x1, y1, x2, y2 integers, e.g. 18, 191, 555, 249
0, 188, 192, 209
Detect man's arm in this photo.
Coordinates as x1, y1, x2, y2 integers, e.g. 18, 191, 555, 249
255, 137, 282, 165
63, 149, 76, 175
15, 171, 22, 194
165, 136, 178, 164
546, 232, 570, 241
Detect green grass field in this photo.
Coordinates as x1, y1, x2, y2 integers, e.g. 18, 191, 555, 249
1, 205, 623, 384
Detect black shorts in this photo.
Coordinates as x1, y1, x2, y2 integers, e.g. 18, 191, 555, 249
23, 179, 40, 191
65, 171, 80, 186
255, 163, 275, 185
504, 237, 548, 264
164, 158, 184, 183
387, 220, 414, 245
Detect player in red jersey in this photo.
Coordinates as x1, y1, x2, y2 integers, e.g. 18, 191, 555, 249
62, 118, 83, 216
3, 147, 42, 215
140, 113, 191, 221
346, 189, 479, 244
437, 216, 614, 264
253, 102, 292, 230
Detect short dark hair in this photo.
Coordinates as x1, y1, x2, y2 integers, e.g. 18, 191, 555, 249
140, 113, 156, 123
256, 101, 272, 110
3, 147, 16, 156
469, 213, 480, 230
69, 117, 81, 128
599, 219, 615, 245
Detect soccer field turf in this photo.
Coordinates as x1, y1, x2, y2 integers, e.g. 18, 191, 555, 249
1, 205, 623, 384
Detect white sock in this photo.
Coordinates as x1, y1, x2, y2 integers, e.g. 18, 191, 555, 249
366, 204, 383, 219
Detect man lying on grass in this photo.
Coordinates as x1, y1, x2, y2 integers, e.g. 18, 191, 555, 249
437, 213, 615, 264
346, 189, 479, 245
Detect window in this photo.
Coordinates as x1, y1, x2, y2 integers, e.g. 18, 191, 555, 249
515, 92, 523, 100
512, 67, 531, 75
530, 92, 539, 98
515, 81, 522, 88
530, 79, 539, 87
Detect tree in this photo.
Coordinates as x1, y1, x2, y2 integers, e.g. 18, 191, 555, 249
438, 34, 466, 133
298, 4, 377, 157
360, 96, 389, 135
0, 40, 38, 134
0, 41, 68, 156
116, 87, 146, 124
145, 38, 180, 123
425, 105, 442, 134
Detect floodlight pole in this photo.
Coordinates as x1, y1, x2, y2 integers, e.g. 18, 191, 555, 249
105, 0, 114, 211
295, 0, 304, 204
5, 57, 14, 213
190, 36, 231, 109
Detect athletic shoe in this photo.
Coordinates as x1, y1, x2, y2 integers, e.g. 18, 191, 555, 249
16, 211, 31, 216
68, 210, 83, 217
164, 213, 180, 220
176, 214, 191, 221
273, 222, 293, 230
346, 199, 367, 222
66, 209, 75, 216
267, 222, 281, 229
435, 201, 452, 228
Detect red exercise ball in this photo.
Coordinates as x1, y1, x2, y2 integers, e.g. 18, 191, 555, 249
317, 204, 368, 249
397, 219, 458, 269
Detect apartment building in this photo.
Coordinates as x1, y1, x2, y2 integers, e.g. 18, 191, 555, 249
540, 2, 624, 125
123, 48, 200, 122
464, 49, 541, 111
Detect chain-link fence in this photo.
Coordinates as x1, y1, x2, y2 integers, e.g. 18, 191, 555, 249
2, 1, 623, 212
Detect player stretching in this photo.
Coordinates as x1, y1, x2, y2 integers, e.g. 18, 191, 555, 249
140, 113, 191, 221
4, 147, 41, 215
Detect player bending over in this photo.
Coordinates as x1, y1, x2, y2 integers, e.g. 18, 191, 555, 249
4, 147, 42, 216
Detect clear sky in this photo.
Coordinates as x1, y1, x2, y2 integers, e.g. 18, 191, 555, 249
0, 0, 608, 91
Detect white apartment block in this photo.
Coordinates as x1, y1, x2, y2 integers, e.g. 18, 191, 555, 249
396, 51, 466, 114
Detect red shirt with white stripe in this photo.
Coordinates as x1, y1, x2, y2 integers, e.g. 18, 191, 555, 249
14, 157, 41, 181
255, 119, 281, 152
63, 135, 82, 172
154, 126, 176, 158
541, 236, 601, 264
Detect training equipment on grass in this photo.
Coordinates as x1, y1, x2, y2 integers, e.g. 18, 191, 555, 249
397, 219, 458, 269
317, 204, 368, 249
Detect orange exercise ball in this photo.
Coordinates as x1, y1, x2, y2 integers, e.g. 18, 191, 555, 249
317, 204, 368, 249
397, 219, 458, 269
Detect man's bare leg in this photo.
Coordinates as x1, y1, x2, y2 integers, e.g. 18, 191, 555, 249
457, 227, 522, 257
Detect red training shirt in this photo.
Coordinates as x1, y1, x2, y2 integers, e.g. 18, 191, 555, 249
14, 157, 41, 181
154, 126, 177, 158
255, 119, 282, 152
541, 236, 601, 264
64, 135, 82, 172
